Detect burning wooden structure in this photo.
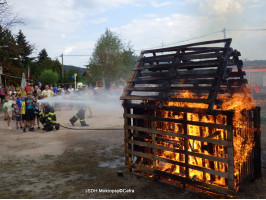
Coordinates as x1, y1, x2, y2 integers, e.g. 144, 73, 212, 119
120, 38, 261, 195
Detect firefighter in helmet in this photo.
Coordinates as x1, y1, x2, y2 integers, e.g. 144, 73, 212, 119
39, 103, 60, 131
69, 86, 89, 126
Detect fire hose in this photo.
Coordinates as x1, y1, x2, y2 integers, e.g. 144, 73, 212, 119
59, 124, 124, 131
57, 125, 266, 170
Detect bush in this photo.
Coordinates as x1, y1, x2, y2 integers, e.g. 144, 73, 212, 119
39, 70, 59, 86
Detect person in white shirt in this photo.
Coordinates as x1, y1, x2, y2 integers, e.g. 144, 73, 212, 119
60, 87, 65, 95
67, 85, 74, 94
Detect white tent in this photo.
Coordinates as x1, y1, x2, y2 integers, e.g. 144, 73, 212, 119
21, 73, 26, 88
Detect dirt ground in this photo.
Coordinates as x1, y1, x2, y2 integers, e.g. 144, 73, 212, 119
0, 98, 265, 199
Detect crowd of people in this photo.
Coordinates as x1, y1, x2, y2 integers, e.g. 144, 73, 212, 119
0, 83, 94, 132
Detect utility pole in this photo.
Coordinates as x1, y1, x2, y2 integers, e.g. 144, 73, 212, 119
60, 54, 64, 80
222, 28, 226, 39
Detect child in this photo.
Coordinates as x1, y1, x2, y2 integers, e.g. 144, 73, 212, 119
33, 93, 40, 129
12, 103, 22, 130
23, 92, 35, 132
3, 95, 13, 129
16, 93, 24, 109
11, 94, 17, 120
21, 100, 26, 126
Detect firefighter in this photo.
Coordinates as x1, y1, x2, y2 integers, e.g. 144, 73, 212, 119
39, 103, 60, 131
69, 87, 89, 126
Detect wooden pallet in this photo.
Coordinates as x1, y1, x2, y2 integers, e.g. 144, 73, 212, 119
120, 38, 247, 111
121, 39, 261, 195
123, 106, 260, 195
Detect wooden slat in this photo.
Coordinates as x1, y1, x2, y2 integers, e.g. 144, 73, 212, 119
126, 149, 229, 178
123, 102, 234, 116
127, 161, 154, 173
124, 113, 230, 130
155, 171, 233, 195
126, 161, 232, 194
142, 38, 232, 54
141, 48, 225, 62
141, 52, 223, 63
126, 139, 228, 163
124, 107, 132, 172
139, 71, 229, 80
227, 79, 247, 84
253, 107, 261, 179
225, 112, 234, 191
125, 124, 231, 146
228, 71, 246, 77
140, 69, 224, 78
121, 95, 222, 105
183, 47, 226, 51
207, 39, 231, 110
134, 60, 220, 71
124, 86, 226, 93
120, 52, 144, 100
133, 59, 236, 71
128, 77, 218, 85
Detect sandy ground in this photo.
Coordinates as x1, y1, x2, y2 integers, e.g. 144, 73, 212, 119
0, 97, 265, 198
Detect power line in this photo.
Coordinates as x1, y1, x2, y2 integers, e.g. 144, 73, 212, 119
62, 54, 91, 57
227, 28, 266, 32
135, 31, 221, 51
135, 28, 266, 51
54, 28, 266, 55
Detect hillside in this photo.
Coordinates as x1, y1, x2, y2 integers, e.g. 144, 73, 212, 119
63, 65, 86, 77
243, 60, 266, 67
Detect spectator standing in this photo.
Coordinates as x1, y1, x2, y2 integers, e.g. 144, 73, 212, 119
16, 85, 21, 93
11, 93, 17, 104
60, 87, 66, 95
33, 93, 40, 129
23, 92, 35, 132
12, 103, 22, 130
11, 87, 17, 96
41, 85, 54, 98
3, 95, 13, 129
25, 83, 31, 92
21, 100, 26, 124
20, 88, 27, 98
16, 93, 24, 109
0, 88, 5, 103
53, 85, 58, 95
68, 85, 74, 94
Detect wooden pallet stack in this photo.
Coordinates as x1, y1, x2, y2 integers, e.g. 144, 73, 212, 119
120, 39, 261, 195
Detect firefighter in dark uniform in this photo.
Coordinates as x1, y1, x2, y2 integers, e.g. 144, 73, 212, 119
39, 103, 60, 131
69, 87, 89, 126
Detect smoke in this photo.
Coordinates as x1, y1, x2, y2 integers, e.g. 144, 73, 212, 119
38, 90, 123, 112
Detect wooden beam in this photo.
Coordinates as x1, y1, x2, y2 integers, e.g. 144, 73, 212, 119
126, 139, 228, 163
126, 149, 229, 178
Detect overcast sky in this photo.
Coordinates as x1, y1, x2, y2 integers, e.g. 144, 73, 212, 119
10, 0, 266, 68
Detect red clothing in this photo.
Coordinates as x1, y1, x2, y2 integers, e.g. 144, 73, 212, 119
25, 85, 31, 92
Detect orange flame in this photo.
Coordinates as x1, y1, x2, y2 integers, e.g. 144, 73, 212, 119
153, 88, 255, 190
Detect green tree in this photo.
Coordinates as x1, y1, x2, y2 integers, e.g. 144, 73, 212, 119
0, 25, 22, 76
37, 49, 48, 64
89, 29, 136, 90
16, 29, 34, 69
39, 69, 58, 86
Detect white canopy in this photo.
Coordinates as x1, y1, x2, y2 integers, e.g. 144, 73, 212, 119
21, 73, 26, 88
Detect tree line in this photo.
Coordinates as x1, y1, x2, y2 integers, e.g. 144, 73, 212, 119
0, 0, 137, 88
